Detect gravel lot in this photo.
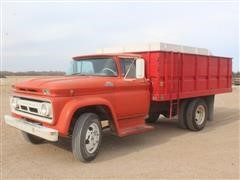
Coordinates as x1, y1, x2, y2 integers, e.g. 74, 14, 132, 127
1, 77, 239, 179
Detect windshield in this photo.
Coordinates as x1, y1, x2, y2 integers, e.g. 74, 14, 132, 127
67, 58, 118, 77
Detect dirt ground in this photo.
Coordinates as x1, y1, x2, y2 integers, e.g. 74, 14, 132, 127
1, 76, 239, 179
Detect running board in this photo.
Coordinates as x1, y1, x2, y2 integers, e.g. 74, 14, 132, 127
118, 124, 154, 137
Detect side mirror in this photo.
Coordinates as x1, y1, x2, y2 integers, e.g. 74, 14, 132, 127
136, 58, 145, 79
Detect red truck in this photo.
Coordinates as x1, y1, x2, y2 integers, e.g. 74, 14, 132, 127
4, 44, 232, 162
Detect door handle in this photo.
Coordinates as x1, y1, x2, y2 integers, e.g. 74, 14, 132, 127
104, 81, 114, 87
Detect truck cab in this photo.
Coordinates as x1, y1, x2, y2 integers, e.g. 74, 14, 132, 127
5, 53, 153, 162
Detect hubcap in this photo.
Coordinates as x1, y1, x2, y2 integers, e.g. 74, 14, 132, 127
195, 105, 206, 126
85, 123, 100, 154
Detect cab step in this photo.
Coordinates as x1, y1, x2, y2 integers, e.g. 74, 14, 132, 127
118, 124, 154, 137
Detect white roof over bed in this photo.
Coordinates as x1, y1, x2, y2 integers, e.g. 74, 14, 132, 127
96, 42, 212, 56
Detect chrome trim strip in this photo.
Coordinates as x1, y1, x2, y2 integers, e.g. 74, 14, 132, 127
12, 94, 52, 103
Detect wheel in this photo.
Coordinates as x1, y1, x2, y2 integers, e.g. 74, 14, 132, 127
22, 132, 45, 144
178, 100, 189, 129
186, 98, 208, 131
72, 113, 102, 162
146, 112, 160, 123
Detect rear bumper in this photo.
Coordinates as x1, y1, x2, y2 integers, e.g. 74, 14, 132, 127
4, 115, 58, 141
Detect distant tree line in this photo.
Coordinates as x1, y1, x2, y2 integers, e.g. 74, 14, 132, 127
0, 71, 65, 78
232, 71, 240, 78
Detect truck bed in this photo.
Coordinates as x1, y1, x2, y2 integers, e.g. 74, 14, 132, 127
137, 51, 232, 101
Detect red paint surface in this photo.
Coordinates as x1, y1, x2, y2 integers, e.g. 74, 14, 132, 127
137, 51, 232, 101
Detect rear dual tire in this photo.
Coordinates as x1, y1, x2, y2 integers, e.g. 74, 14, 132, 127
178, 100, 189, 129
179, 98, 208, 131
185, 99, 208, 131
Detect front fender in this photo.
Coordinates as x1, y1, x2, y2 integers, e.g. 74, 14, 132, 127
52, 97, 119, 136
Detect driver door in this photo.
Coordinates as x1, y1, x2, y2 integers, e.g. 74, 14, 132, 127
114, 58, 150, 120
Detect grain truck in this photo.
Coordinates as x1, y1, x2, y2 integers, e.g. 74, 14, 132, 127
4, 43, 232, 162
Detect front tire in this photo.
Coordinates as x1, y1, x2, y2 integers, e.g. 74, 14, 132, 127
186, 98, 208, 131
22, 132, 45, 144
72, 113, 102, 162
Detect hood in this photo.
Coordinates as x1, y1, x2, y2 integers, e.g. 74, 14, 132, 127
13, 76, 114, 96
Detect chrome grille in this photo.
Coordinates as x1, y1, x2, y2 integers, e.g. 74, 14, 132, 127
17, 98, 42, 115
11, 96, 53, 123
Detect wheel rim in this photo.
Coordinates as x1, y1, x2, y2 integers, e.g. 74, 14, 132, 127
195, 105, 206, 126
85, 122, 100, 154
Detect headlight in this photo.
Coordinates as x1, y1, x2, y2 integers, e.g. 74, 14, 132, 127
11, 97, 19, 109
40, 103, 50, 116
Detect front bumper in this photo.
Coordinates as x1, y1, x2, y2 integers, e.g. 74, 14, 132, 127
4, 115, 58, 141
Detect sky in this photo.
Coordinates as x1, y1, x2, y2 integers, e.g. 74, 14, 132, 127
2, 1, 239, 72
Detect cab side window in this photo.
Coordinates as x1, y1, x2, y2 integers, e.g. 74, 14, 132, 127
120, 58, 136, 78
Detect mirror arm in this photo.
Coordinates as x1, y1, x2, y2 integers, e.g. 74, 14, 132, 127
124, 59, 136, 79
